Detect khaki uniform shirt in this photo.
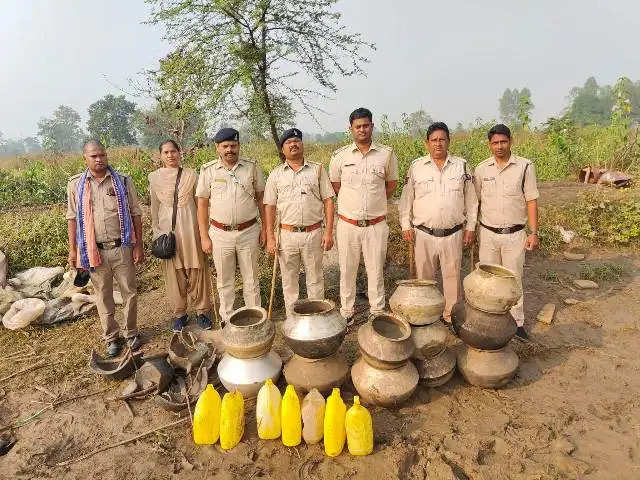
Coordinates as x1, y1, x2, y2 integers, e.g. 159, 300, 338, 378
195, 158, 265, 225
473, 154, 539, 227
329, 142, 399, 220
399, 154, 478, 231
263, 160, 335, 226
66, 170, 142, 243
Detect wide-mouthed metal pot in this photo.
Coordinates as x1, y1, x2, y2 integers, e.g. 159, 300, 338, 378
222, 306, 275, 359
452, 301, 517, 350
413, 346, 456, 387
457, 344, 519, 389
217, 350, 282, 398
411, 322, 448, 359
463, 263, 521, 314
389, 279, 445, 325
283, 353, 349, 395
358, 313, 414, 369
282, 299, 346, 359
351, 357, 418, 408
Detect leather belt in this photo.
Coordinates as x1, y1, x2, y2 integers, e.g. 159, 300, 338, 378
414, 223, 463, 238
338, 214, 386, 227
280, 221, 322, 233
480, 222, 525, 234
96, 239, 122, 250
210, 218, 257, 232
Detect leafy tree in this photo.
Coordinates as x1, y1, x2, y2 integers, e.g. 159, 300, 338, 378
87, 94, 137, 146
134, 103, 207, 149
145, 0, 374, 150
37, 105, 84, 153
22, 137, 41, 153
401, 109, 434, 137
567, 77, 614, 125
499, 88, 533, 128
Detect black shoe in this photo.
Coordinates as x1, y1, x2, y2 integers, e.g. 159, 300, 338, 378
172, 314, 188, 333
515, 326, 529, 341
196, 314, 212, 330
106, 339, 122, 357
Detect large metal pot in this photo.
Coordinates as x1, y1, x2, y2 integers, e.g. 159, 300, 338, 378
463, 263, 521, 314
457, 344, 519, 389
451, 301, 517, 350
411, 322, 448, 359
413, 346, 456, 387
389, 280, 445, 325
217, 350, 282, 398
283, 353, 349, 394
357, 313, 414, 370
282, 299, 346, 359
222, 306, 275, 359
351, 357, 418, 408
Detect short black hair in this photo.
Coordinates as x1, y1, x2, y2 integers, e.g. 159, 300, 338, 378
487, 124, 511, 140
159, 139, 181, 152
349, 107, 373, 125
82, 139, 106, 152
426, 122, 450, 140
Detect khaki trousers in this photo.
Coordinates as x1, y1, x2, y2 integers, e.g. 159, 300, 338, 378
162, 260, 212, 318
209, 222, 261, 321
278, 228, 324, 317
337, 219, 388, 318
479, 227, 527, 326
89, 246, 137, 343
413, 228, 463, 321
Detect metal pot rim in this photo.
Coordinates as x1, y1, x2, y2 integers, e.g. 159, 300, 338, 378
476, 263, 516, 278
227, 306, 267, 328
395, 279, 438, 287
291, 298, 336, 316
369, 313, 411, 342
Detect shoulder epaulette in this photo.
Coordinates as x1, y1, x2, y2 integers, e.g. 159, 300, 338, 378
201, 160, 216, 169
68, 173, 82, 181
332, 144, 351, 156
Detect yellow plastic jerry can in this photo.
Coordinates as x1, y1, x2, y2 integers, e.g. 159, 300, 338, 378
256, 378, 282, 440
192, 384, 221, 445
345, 396, 373, 456
323, 388, 346, 456
281, 385, 302, 447
219, 391, 245, 450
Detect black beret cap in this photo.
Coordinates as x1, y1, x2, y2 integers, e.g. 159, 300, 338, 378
214, 127, 239, 143
73, 269, 90, 288
278, 128, 303, 149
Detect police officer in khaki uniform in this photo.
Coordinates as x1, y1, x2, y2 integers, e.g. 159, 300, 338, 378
474, 124, 539, 340
264, 128, 335, 316
66, 140, 144, 357
196, 128, 266, 322
329, 108, 399, 323
399, 122, 478, 324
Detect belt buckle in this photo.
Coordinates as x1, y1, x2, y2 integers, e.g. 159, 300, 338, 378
294, 226, 305, 232
433, 228, 445, 236
103, 240, 116, 249
501, 227, 511, 234
357, 219, 367, 227
226, 224, 237, 231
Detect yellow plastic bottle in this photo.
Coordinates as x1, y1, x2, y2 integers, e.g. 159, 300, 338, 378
192, 384, 222, 445
281, 385, 302, 447
301, 388, 325, 445
345, 396, 373, 456
219, 391, 245, 450
256, 379, 282, 440
323, 388, 346, 457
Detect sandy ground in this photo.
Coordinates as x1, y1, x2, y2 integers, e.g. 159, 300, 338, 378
1, 183, 640, 480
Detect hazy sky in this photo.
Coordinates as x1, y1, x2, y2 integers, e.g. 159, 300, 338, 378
2, 0, 639, 139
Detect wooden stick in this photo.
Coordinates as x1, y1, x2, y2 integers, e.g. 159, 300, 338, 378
267, 250, 279, 321
0, 360, 49, 383
55, 417, 189, 466
109, 385, 157, 402
408, 240, 416, 279
123, 400, 134, 419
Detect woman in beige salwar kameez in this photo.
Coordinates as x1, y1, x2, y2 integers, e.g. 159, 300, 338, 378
149, 140, 213, 331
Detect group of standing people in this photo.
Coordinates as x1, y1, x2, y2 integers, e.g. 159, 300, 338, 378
66, 107, 539, 357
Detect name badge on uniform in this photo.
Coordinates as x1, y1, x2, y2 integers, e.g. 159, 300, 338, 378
483, 176, 495, 181
214, 178, 226, 183
106, 187, 116, 196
